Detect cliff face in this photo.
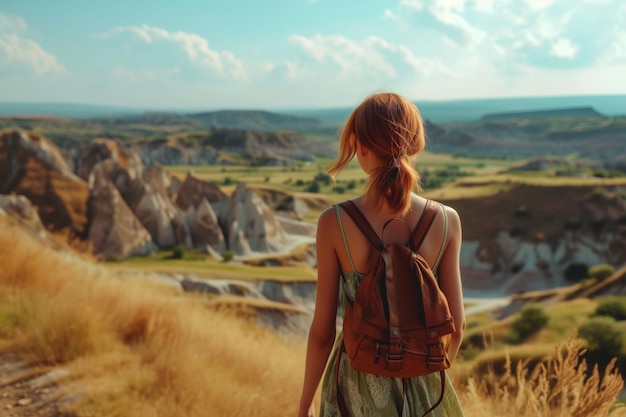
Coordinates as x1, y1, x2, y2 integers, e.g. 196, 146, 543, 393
443, 182, 626, 295
0, 130, 90, 235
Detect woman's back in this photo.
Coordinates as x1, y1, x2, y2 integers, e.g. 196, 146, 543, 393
334, 193, 454, 276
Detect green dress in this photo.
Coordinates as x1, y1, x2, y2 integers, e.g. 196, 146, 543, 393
319, 205, 465, 417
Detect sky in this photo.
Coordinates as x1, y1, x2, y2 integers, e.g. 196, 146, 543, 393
0, 0, 625, 110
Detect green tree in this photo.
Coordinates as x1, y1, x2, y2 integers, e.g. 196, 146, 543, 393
594, 296, 626, 321
307, 181, 320, 193
564, 263, 588, 283
171, 245, 185, 260
509, 304, 549, 343
588, 263, 615, 281
578, 316, 623, 360
221, 250, 235, 262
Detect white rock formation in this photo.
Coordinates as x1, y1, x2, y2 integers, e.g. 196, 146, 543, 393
184, 198, 226, 253
223, 183, 290, 256
87, 167, 158, 259
0, 194, 47, 239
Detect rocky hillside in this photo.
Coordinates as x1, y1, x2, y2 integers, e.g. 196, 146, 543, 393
437, 179, 626, 295
425, 115, 626, 161
133, 127, 333, 166
0, 110, 336, 158
0, 129, 314, 261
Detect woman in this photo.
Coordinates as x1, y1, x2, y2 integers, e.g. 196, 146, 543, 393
297, 93, 465, 417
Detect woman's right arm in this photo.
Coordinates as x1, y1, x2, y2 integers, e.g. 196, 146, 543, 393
297, 208, 341, 417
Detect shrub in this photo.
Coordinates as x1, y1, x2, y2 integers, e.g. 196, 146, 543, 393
514, 205, 531, 218
578, 316, 623, 359
313, 173, 331, 185
564, 262, 589, 282
221, 250, 235, 262
509, 304, 549, 343
509, 226, 524, 237
564, 217, 583, 231
171, 246, 185, 260
594, 296, 626, 321
589, 217, 608, 234
307, 181, 320, 193
588, 263, 615, 281
466, 332, 487, 349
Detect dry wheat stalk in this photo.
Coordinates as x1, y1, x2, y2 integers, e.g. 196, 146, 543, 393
460, 334, 626, 417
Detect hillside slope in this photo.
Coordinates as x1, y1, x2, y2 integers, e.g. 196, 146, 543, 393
433, 179, 626, 295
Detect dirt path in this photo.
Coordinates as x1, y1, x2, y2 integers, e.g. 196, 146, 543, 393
0, 353, 69, 417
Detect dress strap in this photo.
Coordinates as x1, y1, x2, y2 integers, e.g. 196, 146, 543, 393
335, 204, 357, 272
432, 203, 448, 273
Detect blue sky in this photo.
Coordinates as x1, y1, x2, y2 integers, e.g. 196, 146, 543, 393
1, 0, 625, 110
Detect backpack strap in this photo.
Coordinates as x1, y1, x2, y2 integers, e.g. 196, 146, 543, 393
411, 200, 439, 250
334, 205, 358, 272
337, 201, 384, 251
432, 203, 448, 273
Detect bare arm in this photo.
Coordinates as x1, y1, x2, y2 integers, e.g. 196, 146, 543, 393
298, 208, 341, 417
437, 206, 465, 363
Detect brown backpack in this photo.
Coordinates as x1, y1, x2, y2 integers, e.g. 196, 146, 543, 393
336, 200, 455, 416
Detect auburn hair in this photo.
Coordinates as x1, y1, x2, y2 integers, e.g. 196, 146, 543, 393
327, 93, 425, 214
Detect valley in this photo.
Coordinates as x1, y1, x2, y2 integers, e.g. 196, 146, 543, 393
1, 102, 626, 416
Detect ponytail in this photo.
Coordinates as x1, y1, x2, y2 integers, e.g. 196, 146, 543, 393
327, 92, 425, 215
366, 156, 420, 214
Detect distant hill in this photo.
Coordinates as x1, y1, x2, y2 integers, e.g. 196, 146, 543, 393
1, 98, 625, 163
425, 115, 626, 160
481, 106, 604, 121
1, 95, 625, 122
287, 95, 626, 123
188, 110, 330, 132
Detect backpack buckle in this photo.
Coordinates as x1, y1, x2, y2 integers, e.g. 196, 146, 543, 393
386, 342, 404, 371
386, 352, 404, 371
427, 343, 445, 367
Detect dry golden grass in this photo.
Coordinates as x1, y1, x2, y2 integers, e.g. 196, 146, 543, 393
0, 222, 624, 417
0, 224, 306, 417
458, 334, 626, 417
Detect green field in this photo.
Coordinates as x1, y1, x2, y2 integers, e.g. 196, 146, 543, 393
108, 249, 317, 282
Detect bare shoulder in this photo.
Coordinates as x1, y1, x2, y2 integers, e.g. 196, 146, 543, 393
439, 203, 462, 237
316, 204, 340, 233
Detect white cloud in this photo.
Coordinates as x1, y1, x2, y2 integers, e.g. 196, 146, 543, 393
365, 36, 452, 76
428, 2, 487, 47
471, 0, 496, 13
383, 9, 399, 21
289, 34, 397, 78
0, 13, 63, 75
399, 0, 424, 12
104, 24, 248, 81
0, 33, 64, 75
0, 12, 27, 32
284, 61, 313, 80
524, 0, 556, 11
550, 37, 579, 59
